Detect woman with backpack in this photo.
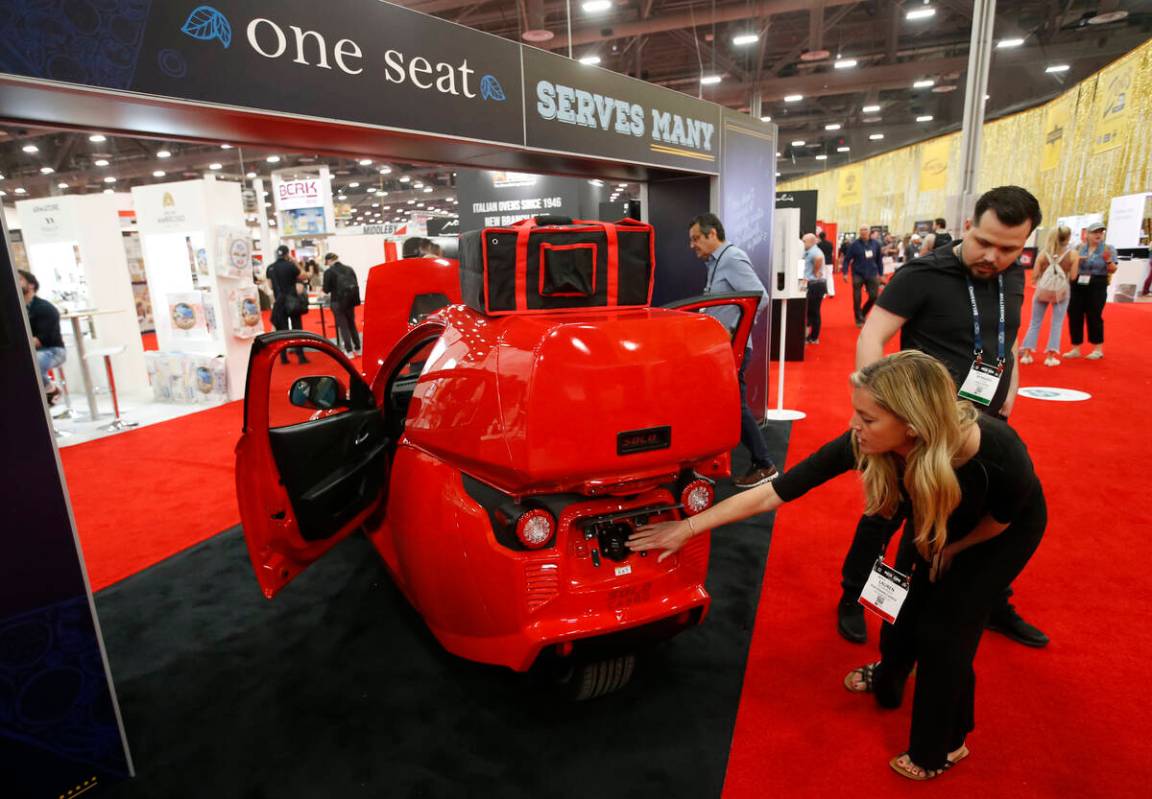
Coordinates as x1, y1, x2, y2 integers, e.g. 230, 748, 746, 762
1018, 226, 1078, 367
1064, 222, 1116, 360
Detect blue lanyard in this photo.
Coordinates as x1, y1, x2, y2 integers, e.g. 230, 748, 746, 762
705, 244, 733, 294
965, 273, 1006, 368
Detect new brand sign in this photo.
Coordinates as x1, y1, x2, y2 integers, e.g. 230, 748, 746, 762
275, 178, 324, 211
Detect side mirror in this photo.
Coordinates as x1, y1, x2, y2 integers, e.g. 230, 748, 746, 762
289, 376, 346, 411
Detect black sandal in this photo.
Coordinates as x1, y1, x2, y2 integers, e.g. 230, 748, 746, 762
843, 661, 881, 693
889, 746, 969, 781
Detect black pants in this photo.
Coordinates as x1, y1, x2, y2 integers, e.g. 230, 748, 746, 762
806, 280, 827, 340
332, 303, 360, 352
852, 275, 879, 324
1066, 277, 1108, 345
738, 348, 774, 469
870, 496, 1045, 770
271, 302, 308, 364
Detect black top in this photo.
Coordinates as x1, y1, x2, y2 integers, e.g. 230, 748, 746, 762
773, 415, 1043, 546
877, 245, 1024, 416
932, 231, 954, 250
817, 238, 834, 266
27, 295, 64, 350
321, 261, 360, 307
266, 258, 301, 302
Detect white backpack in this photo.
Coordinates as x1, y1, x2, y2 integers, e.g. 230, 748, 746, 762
1035, 250, 1070, 303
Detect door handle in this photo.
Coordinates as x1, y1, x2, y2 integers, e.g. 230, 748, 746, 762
354, 427, 371, 446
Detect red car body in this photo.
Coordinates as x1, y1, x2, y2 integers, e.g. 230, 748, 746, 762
236, 256, 761, 677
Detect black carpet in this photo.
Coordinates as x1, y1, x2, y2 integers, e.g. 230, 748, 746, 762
96, 429, 789, 799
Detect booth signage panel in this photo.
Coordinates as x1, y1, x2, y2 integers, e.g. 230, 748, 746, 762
274, 178, 325, 211
133, 181, 210, 232
1107, 192, 1152, 250
775, 190, 818, 237
15, 198, 83, 245
456, 169, 585, 230
522, 47, 721, 174
0, 0, 523, 146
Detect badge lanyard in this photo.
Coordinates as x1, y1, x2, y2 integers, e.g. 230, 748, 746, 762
965, 273, 1006, 371
704, 244, 733, 295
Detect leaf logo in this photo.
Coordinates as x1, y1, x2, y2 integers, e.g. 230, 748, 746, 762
181, 5, 233, 48
480, 74, 506, 102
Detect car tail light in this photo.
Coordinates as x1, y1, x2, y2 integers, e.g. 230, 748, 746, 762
680, 479, 715, 516
516, 509, 556, 549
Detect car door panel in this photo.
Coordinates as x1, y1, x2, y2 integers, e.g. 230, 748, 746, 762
662, 292, 763, 369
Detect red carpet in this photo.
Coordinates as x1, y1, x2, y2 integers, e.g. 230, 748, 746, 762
723, 285, 1152, 797
60, 400, 243, 591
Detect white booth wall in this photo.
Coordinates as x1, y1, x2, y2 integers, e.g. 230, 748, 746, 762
325, 233, 395, 290
16, 192, 149, 396
132, 178, 255, 400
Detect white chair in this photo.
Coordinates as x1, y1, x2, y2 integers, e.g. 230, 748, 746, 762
84, 346, 139, 432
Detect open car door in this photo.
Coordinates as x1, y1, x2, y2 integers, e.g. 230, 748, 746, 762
236, 331, 393, 598
662, 291, 764, 370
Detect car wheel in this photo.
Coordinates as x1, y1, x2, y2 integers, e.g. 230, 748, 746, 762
553, 653, 636, 702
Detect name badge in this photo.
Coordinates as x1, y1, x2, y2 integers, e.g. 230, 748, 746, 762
865, 250, 874, 258
1077, 274, 1091, 285
858, 559, 910, 624
957, 361, 1002, 406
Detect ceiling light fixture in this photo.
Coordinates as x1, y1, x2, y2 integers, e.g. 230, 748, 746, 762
791, 140, 806, 147
784, 94, 803, 103
266, 155, 281, 163
348, 182, 360, 188
379, 166, 392, 174
246, 171, 256, 178
834, 58, 858, 69
869, 133, 885, 140
399, 175, 411, 183
22, 144, 39, 153
913, 79, 935, 88
760, 115, 772, 122
58, 181, 69, 188
209, 163, 222, 170
732, 33, 759, 46
700, 74, 723, 86
579, 55, 601, 65
40, 166, 54, 174
1045, 64, 1070, 73
815, 154, 828, 160
582, 0, 611, 13
157, 149, 171, 158
837, 146, 851, 152
220, 144, 233, 149
996, 38, 1025, 48
153, 170, 166, 177
521, 29, 555, 43
825, 123, 842, 131
906, 5, 936, 21
89, 134, 106, 142
94, 159, 110, 166
104, 176, 117, 182
14, 187, 27, 194
862, 104, 881, 113
916, 115, 934, 122
358, 158, 373, 165
423, 187, 433, 193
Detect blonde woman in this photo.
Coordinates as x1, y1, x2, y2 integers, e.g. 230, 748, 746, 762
628, 351, 1047, 781
1019, 226, 1079, 367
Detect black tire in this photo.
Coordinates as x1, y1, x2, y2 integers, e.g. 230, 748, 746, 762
554, 654, 636, 702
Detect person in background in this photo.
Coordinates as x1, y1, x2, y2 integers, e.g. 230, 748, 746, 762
1019, 225, 1078, 367
838, 233, 852, 269
402, 237, 429, 258
266, 244, 309, 365
843, 225, 883, 327
302, 258, 323, 291
628, 351, 1047, 781
419, 239, 443, 257
922, 218, 953, 252
18, 269, 66, 404
840, 185, 1048, 649
688, 212, 779, 489
907, 234, 922, 261
322, 253, 361, 356
1064, 221, 1116, 360
802, 233, 827, 344
816, 229, 835, 273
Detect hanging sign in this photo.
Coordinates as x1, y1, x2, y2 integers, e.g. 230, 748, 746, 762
274, 179, 325, 211
1091, 61, 1134, 155
918, 138, 950, 192
838, 165, 863, 206
1040, 94, 1072, 172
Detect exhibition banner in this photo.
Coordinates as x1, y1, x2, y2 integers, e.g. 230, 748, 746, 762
522, 47, 721, 174
774, 189, 818, 236
1091, 60, 1135, 155
456, 169, 585, 230
838, 165, 863, 205
1040, 94, 1073, 172
918, 138, 950, 192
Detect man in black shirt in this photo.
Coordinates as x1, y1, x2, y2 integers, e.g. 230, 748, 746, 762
266, 245, 308, 364
18, 270, 67, 403
321, 253, 361, 356
843, 226, 883, 327
838, 186, 1049, 648
816, 229, 835, 270
923, 217, 953, 251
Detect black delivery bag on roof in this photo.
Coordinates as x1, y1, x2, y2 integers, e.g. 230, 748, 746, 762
459, 215, 655, 315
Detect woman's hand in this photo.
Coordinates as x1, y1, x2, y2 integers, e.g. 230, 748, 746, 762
929, 544, 959, 583
627, 519, 695, 562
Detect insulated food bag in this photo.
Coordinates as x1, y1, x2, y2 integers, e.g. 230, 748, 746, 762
459, 215, 655, 315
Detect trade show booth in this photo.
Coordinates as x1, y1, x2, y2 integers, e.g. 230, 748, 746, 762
0, 1, 780, 795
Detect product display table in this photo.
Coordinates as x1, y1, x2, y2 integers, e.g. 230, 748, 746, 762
60, 308, 125, 419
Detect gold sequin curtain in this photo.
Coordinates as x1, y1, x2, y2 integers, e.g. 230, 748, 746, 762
779, 36, 1152, 233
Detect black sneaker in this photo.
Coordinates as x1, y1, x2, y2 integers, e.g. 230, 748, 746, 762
733, 464, 778, 489
838, 601, 867, 643
986, 604, 1049, 647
